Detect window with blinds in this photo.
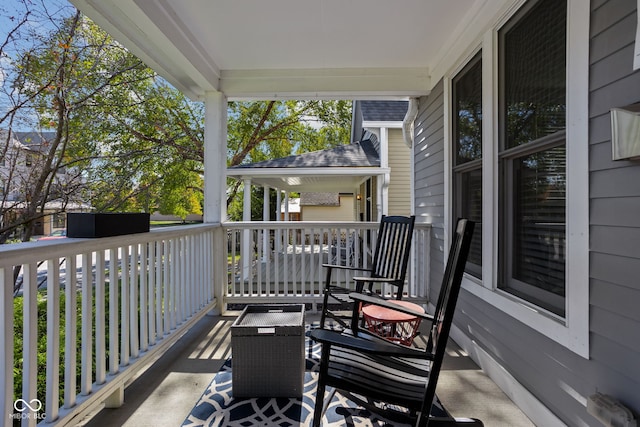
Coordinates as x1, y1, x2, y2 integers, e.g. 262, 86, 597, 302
452, 51, 482, 278
498, 0, 567, 316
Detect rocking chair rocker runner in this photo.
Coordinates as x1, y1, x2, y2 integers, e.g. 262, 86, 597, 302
320, 215, 415, 329
310, 218, 482, 427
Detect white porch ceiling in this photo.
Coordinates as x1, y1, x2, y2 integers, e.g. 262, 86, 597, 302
69, 0, 487, 101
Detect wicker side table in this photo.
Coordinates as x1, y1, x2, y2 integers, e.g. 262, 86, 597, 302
231, 304, 305, 397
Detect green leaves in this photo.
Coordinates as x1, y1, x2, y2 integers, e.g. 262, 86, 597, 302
2, 2, 351, 234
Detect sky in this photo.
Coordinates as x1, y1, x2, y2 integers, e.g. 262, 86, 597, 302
0, 0, 75, 130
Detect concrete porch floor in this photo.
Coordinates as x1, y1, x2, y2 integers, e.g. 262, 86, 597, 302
80, 313, 535, 427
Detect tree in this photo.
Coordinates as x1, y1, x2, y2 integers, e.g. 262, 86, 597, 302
1, 1, 352, 242
224, 100, 351, 215
0, 1, 91, 243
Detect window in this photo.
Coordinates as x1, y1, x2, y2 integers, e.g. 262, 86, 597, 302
498, 0, 567, 316
53, 213, 66, 229
452, 51, 483, 278
449, 0, 589, 356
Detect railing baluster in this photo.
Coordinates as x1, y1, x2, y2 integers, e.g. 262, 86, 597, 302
140, 242, 148, 352
169, 238, 177, 330
186, 236, 192, 315
1, 267, 14, 423
195, 234, 201, 309
173, 237, 185, 325
148, 241, 156, 346
293, 229, 299, 295
109, 248, 119, 375
301, 228, 306, 296
65, 255, 78, 407
155, 240, 163, 340
22, 263, 38, 427
81, 253, 93, 395
163, 239, 170, 334
273, 229, 279, 296
121, 246, 130, 367
45, 258, 60, 422
95, 251, 106, 385
257, 230, 263, 296
130, 245, 140, 359
265, 229, 271, 296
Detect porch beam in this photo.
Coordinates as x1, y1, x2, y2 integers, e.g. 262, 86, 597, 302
220, 67, 431, 101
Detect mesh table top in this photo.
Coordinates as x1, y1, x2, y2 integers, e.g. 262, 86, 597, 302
236, 311, 303, 327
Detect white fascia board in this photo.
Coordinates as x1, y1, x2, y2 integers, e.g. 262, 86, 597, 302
226, 167, 390, 178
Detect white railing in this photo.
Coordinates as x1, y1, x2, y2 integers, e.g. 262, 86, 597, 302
223, 221, 431, 308
0, 221, 431, 426
0, 224, 217, 427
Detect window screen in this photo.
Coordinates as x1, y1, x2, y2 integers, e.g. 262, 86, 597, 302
453, 51, 482, 278
498, 0, 567, 316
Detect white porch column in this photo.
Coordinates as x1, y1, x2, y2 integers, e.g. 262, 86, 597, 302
242, 178, 252, 279
204, 91, 227, 315
204, 91, 227, 224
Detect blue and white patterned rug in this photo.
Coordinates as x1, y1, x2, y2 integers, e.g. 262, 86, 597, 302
182, 326, 442, 426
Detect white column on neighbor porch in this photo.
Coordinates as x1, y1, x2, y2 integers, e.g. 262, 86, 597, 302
276, 189, 282, 221
284, 192, 290, 221
378, 127, 389, 218
242, 178, 252, 279
204, 91, 227, 314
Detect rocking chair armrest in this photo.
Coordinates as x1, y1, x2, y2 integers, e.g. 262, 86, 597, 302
352, 276, 400, 284
349, 293, 435, 321
310, 329, 428, 358
322, 263, 372, 273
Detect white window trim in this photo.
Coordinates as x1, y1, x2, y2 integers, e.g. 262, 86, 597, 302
445, 0, 590, 358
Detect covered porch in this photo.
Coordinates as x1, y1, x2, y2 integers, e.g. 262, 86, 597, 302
7, 0, 626, 425
0, 222, 531, 426
81, 313, 534, 427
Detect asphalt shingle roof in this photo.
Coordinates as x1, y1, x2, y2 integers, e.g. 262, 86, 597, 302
230, 138, 379, 169
360, 100, 408, 122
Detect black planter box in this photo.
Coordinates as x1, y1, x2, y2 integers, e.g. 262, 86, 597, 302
67, 213, 150, 238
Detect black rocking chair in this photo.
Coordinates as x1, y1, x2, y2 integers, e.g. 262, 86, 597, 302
320, 215, 415, 329
310, 218, 482, 427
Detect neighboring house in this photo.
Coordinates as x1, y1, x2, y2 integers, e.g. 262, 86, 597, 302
0, 130, 85, 236
280, 197, 301, 221
281, 193, 354, 221
227, 133, 387, 222
0, 131, 40, 203
353, 100, 412, 220
300, 193, 354, 221
229, 101, 412, 223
